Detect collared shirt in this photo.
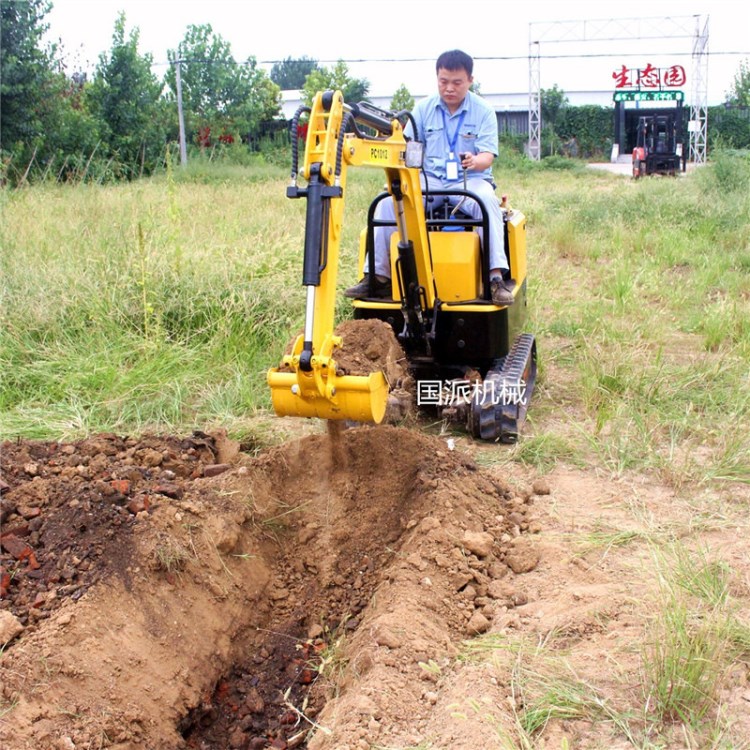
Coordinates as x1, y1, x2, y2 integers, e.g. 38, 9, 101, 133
406, 90, 498, 182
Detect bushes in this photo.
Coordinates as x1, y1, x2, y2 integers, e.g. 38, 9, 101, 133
499, 104, 615, 161
708, 106, 750, 149
701, 148, 750, 192
556, 105, 613, 159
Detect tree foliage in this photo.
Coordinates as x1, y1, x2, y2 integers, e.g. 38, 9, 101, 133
44, 72, 101, 165
164, 24, 280, 143
302, 60, 369, 106
270, 56, 318, 90
0, 0, 103, 181
540, 84, 569, 128
85, 13, 167, 176
0, 0, 55, 152
726, 58, 750, 106
390, 84, 414, 113
708, 105, 750, 149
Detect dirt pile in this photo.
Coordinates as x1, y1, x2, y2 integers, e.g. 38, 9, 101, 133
332, 319, 409, 382
277, 319, 416, 424
333, 318, 416, 423
0, 432, 239, 627
0, 425, 544, 750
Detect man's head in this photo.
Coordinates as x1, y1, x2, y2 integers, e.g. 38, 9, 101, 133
436, 50, 473, 77
435, 50, 474, 112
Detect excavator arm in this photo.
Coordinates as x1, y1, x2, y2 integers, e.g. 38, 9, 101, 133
267, 90, 429, 423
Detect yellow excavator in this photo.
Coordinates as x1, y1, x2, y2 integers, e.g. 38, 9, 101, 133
267, 90, 536, 442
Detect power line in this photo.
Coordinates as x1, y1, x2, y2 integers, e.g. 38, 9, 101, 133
155, 50, 750, 68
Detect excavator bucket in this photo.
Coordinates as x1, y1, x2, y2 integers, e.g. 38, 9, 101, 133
267, 334, 389, 423
267, 369, 389, 422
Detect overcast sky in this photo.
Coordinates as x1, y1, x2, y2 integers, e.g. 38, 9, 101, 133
44, 0, 750, 104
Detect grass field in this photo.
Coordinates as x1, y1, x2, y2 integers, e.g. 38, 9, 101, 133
2, 149, 750, 748
2, 151, 749, 487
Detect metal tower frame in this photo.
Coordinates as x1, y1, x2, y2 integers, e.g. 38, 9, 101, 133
690, 16, 709, 165
528, 41, 541, 160
528, 15, 709, 162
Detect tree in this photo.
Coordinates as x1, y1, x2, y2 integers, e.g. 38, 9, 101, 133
540, 84, 569, 128
1, 0, 101, 181
270, 56, 318, 90
301, 60, 369, 106
86, 13, 168, 176
0, 0, 55, 153
390, 84, 414, 112
726, 58, 750, 106
164, 24, 280, 143
44, 68, 102, 171
540, 84, 570, 157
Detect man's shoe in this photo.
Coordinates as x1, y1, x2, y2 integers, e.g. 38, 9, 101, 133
490, 277, 515, 306
344, 274, 392, 299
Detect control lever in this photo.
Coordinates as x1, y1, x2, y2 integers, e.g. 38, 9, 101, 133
451, 152, 471, 217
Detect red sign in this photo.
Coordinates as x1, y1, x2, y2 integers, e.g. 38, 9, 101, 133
663, 65, 687, 87
612, 64, 686, 90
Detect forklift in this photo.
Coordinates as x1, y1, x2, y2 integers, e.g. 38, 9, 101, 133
632, 113, 683, 178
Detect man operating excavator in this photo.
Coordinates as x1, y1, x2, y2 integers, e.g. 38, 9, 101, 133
345, 49, 515, 307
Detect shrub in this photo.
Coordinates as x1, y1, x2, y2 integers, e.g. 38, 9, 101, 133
708, 106, 750, 149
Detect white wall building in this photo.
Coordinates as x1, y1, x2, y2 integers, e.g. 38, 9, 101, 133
280, 89, 617, 119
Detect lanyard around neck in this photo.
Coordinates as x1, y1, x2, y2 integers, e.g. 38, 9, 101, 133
440, 107, 466, 155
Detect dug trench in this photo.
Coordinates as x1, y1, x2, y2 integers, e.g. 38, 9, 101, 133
0, 422, 545, 750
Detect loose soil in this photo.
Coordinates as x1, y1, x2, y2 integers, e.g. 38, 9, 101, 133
279, 319, 416, 423
0, 425, 542, 750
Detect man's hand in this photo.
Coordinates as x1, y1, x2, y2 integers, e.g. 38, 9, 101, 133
460, 151, 494, 171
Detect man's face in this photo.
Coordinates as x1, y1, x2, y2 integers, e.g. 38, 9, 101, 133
437, 67, 473, 109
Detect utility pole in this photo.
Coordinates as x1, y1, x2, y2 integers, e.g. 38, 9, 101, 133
174, 59, 188, 166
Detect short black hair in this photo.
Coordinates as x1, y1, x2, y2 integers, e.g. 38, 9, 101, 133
436, 50, 473, 76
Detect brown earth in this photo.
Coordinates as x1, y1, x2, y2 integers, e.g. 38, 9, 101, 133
0, 424, 544, 750
3, 430, 750, 750
278, 318, 416, 425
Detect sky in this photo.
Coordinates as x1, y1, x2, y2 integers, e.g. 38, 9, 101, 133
43, 0, 750, 105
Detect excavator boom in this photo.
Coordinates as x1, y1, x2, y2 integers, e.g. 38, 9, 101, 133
267, 91, 427, 424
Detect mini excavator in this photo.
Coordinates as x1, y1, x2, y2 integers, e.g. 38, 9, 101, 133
267, 91, 536, 442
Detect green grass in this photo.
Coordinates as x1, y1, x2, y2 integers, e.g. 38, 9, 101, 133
523, 155, 750, 485
2, 153, 750, 483
4, 153, 750, 747
638, 543, 747, 741
0, 165, 383, 441
457, 634, 641, 749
